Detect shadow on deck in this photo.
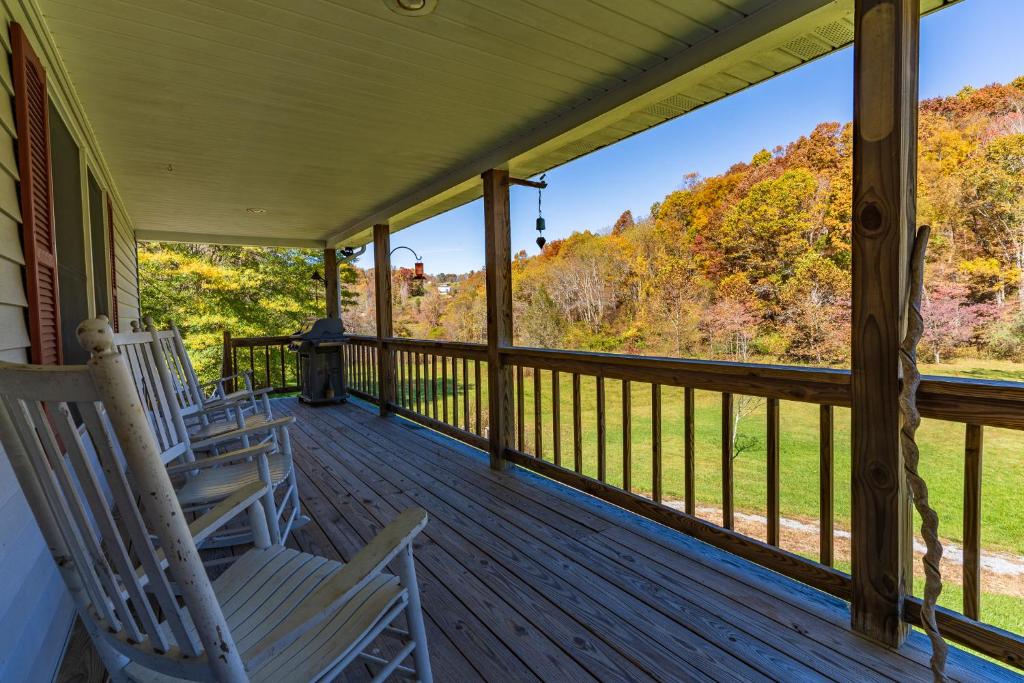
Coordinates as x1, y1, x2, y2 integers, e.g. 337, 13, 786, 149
276, 397, 1016, 682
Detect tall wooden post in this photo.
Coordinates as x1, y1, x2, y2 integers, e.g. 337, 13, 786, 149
850, 0, 919, 647
483, 169, 513, 471
324, 247, 339, 319
373, 224, 395, 416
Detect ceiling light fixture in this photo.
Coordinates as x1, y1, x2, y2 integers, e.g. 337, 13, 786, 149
384, 0, 436, 16
245, 207, 268, 215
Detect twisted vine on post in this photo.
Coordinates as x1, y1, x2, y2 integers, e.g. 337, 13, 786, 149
900, 224, 948, 682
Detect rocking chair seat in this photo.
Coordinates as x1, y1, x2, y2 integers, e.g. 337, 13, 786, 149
189, 412, 275, 441
175, 452, 291, 506
125, 547, 407, 682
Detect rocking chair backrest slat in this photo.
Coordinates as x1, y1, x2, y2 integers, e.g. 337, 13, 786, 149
164, 335, 191, 396
78, 400, 201, 656
0, 395, 122, 629
117, 333, 169, 449
0, 319, 247, 682
167, 320, 206, 408
111, 329, 190, 460
25, 400, 144, 642
48, 400, 167, 648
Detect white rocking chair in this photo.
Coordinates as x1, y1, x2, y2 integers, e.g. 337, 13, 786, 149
110, 320, 307, 548
141, 317, 278, 443
0, 320, 432, 682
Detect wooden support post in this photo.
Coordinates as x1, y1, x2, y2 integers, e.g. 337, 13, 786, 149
373, 224, 395, 416
851, 0, 919, 647
483, 169, 514, 471
324, 247, 339, 319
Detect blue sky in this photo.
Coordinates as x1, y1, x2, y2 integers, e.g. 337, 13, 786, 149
363, 0, 1024, 275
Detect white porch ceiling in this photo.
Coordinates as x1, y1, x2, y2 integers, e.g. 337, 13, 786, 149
38, 0, 957, 248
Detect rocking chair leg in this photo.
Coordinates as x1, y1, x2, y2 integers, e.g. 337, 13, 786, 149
255, 453, 281, 545
397, 544, 432, 683
247, 501, 272, 549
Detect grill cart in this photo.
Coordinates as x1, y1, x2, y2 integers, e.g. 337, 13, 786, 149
290, 317, 348, 405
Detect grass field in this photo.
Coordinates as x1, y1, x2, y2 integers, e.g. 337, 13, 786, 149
387, 354, 1024, 636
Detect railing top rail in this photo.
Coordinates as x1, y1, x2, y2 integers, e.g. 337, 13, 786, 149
229, 334, 294, 345
500, 345, 1024, 431
383, 337, 487, 358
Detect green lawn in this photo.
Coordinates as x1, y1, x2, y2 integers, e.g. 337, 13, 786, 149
386, 354, 1024, 638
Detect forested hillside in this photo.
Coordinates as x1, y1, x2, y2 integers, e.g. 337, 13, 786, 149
142, 77, 1024, 373
138, 242, 366, 379
346, 76, 1024, 368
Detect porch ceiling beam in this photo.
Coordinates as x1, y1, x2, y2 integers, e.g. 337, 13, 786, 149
135, 230, 326, 250
328, 0, 839, 246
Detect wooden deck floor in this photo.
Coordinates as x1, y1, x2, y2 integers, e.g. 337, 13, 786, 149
275, 398, 1016, 683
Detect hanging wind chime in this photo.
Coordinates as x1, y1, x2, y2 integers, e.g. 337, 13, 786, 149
535, 173, 547, 249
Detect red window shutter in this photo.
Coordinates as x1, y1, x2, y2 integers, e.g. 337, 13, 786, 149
107, 196, 118, 332
11, 22, 61, 364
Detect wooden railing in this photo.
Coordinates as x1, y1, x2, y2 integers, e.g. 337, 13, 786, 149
221, 331, 300, 394
342, 335, 379, 401
226, 331, 1024, 668
343, 335, 490, 449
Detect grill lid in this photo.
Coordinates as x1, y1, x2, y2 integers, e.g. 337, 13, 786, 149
291, 316, 346, 343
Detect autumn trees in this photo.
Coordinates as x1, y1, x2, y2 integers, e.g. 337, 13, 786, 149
142, 76, 1024, 375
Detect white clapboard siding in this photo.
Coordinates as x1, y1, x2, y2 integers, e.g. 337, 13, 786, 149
0, 0, 142, 674
0, 0, 75, 674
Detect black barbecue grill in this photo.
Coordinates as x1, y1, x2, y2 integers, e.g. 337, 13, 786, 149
290, 317, 348, 405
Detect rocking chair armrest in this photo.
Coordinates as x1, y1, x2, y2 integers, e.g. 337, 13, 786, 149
201, 371, 253, 392
210, 386, 274, 405
195, 392, 253, 413
165, 443, 275, 474
246, 507, 429, 670
137, 481, 269, 585
190, 416, 294, 450
189, 481, 270, 546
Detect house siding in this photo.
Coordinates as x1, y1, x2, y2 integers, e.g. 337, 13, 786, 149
0, 0, 139, 679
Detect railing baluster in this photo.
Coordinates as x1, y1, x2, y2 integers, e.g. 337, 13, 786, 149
415, 352, 423, 414
622, 380, 632, 492
597, 376, 606, 482
396, 349, 404, 406
552, 370, 561, 467
964, 423, 983, 620
573, 373, 582, 473
279, 343, 286, 390
442, 355, 449, 425
358, 344, 366, 393
351, 345, 357, 392
685, 387, 695, 515
463, 357, 470, 432
451, 355, 459, 428
722, 392, 734, 530
820, 404, 834, 566
264, 345, 271, 389
516, 365, 525, 451
431, 354, 439, 420
652, 383, 662, 503
767, 397, 780, 546
475, 360, 482, 435
534, 368, 543, 459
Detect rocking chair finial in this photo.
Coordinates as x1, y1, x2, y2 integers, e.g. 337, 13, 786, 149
143, 315, 156, 332
76, 317, 116, 356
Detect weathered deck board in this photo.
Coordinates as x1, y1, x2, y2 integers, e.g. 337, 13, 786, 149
276, 398, 1017, 683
